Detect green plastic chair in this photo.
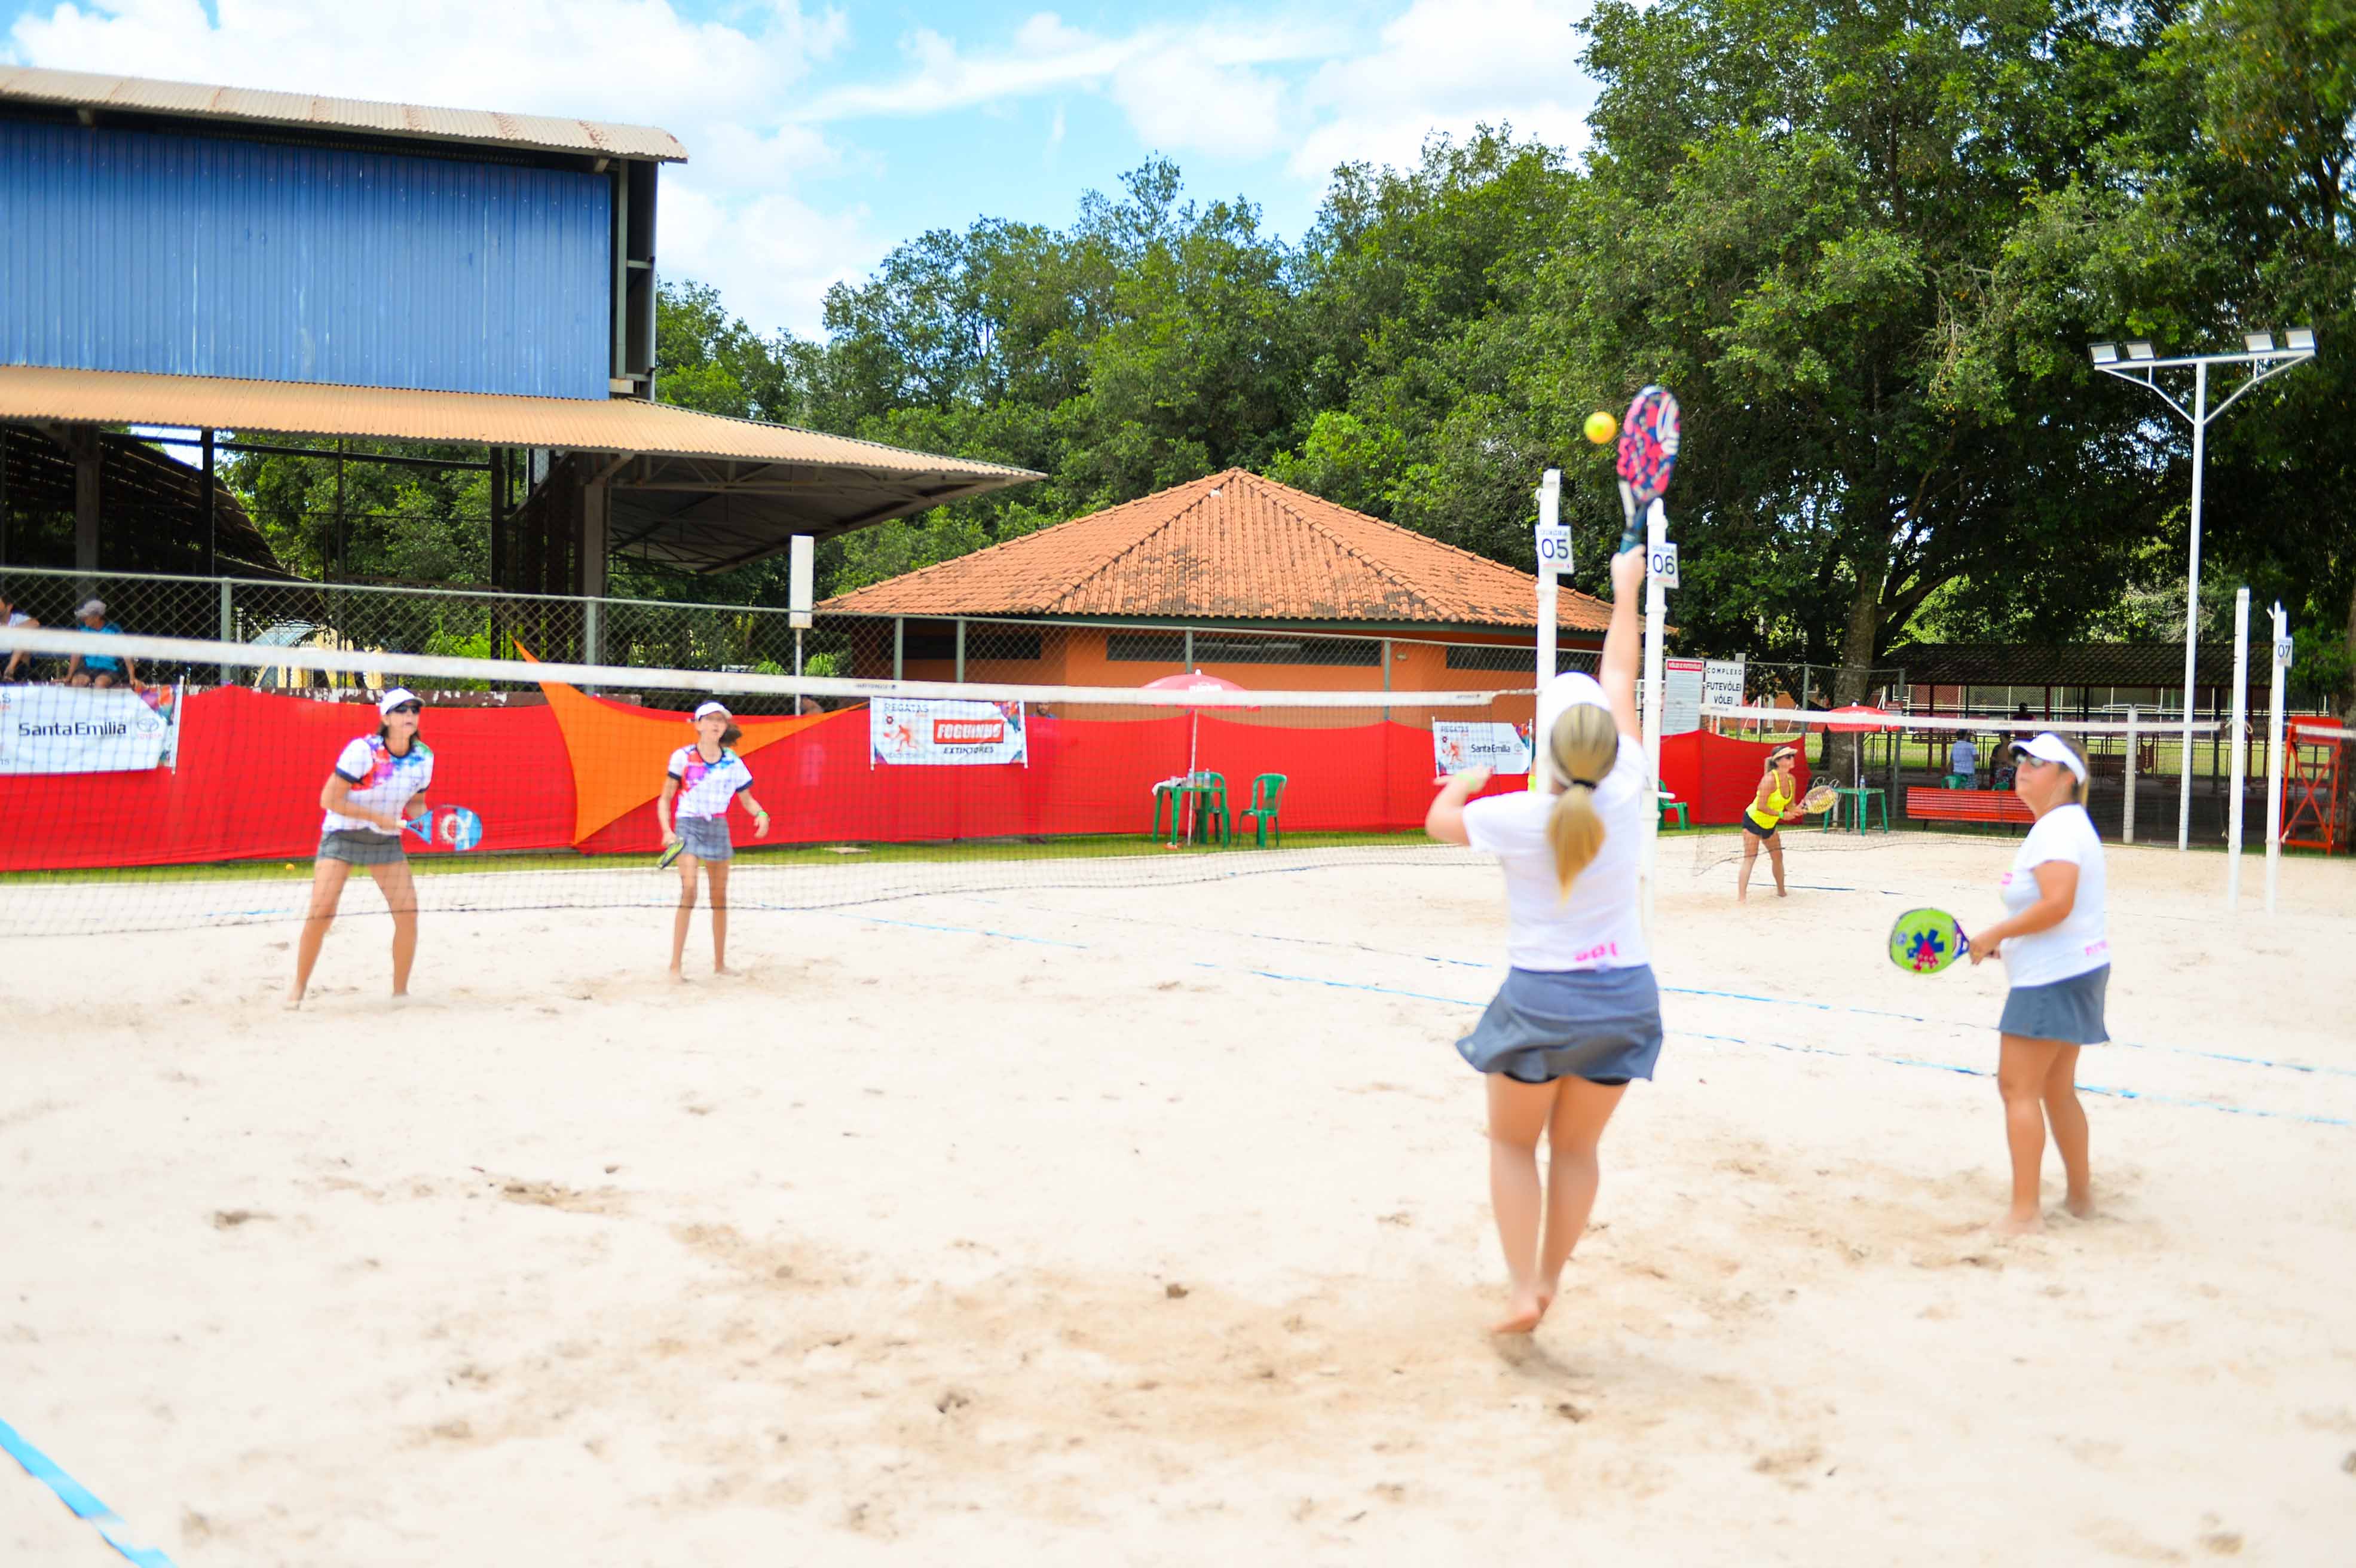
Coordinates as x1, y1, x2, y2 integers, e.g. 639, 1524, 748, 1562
1658, 791, 1691, 830
1241, 773, 1287, 847
1942, 773, 1973, 789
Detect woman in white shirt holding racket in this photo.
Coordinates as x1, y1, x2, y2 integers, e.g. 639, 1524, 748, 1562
287, 688, 433, 1007
658, 701, 771, 980
1426, 547, 1657, 1334
1968, 732, 2108, 1233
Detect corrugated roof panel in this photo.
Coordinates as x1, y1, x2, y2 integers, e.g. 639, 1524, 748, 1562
1, 120, 613, 398
0, 66, 687, 162
0, 365, 1044, 478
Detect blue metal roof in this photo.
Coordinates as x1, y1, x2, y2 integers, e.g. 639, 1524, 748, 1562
1, 120, 614, 400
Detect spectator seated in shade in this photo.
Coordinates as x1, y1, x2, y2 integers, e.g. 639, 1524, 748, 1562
1948, 732, 1979, 785
1, 588, 36, 682
63, 599, 139, 691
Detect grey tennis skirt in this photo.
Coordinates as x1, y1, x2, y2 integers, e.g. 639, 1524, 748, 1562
1458, 965, 1665, 1086
1999, 964, 2110, 1045
674, 814, 734, 862
317, 828, 405, 866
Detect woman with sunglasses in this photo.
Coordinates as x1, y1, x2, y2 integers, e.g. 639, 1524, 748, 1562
1967, 732, 2109, 1233
288, 688, 433, 1007
1736, 745, 1804, 901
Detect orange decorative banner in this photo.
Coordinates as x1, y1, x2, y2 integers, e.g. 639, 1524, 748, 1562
516, 645, 828, 844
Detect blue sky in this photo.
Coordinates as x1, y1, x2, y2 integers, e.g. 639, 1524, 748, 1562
2, 0, 1601, 338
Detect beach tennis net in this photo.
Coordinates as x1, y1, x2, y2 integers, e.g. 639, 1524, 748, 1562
0, 624, 1528, 936
1684, 702, 2242, 877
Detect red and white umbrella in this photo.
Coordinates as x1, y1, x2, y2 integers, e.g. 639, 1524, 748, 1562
1819, 703, 1899, 786
1143, 671, 1254, 843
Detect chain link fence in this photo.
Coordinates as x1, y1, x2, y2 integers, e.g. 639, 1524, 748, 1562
0, 566, 1575, 714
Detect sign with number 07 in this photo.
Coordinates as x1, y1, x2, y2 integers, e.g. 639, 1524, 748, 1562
1650, 541, 1679, 588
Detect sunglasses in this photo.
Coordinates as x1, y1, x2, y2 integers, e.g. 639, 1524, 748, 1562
387, 702, 423, 716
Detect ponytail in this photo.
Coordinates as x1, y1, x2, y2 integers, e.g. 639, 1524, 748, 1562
720, 720, 743, 749
2054, 733, 2092, 806
1543, 704, 1621, 898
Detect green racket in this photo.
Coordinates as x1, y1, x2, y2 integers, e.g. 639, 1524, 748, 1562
655, 836, 686, 871
1888, 908, 1969, 975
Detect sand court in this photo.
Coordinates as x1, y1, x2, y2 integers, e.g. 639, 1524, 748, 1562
4, 835, 2354, 1563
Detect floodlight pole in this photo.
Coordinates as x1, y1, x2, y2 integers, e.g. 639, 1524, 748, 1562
2091, 336, 2316, 850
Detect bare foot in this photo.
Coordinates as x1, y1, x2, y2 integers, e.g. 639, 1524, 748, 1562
2063, 1193, 2095, 1220
712, 964, 732, 977
1997, 1209, 2044, 1236
1491, 1288, 1545, 1335
1776, 887, 1789, 898
282, 991, 304, 1010
668, 968, 687, 984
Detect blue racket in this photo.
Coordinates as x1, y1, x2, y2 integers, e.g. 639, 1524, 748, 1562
403, 806, 483, 852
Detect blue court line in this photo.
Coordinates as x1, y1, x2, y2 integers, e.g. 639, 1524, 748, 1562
814, 901, 2356, 1099
0, 1418, 176, 1568
818, 911, 1089, 949
1179, 961, 2350, 1129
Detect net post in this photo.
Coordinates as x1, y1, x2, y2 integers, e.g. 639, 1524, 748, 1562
2124, 707, 2138, 844
2228, 587, 2250, 908
1640, 496, 1667, 927
1533, 469, 1561, 795
216, 578, 234, 691
2265, 602, 2288, 914
955, 618, 966, 683
893, 617, 904, 682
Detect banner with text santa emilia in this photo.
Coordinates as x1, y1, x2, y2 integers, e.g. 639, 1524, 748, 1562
0, 684, 181, 774
870, 697, 1029, 766
1433, 720, 1532, 777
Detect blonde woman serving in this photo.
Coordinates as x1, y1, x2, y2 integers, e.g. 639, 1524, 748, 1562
1427, 547, 1656, 1334
1968, 733, 2109, 1233
1737, 745, 1803, 901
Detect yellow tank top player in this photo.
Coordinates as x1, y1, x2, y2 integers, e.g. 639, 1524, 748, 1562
1739, 745, 1803, 902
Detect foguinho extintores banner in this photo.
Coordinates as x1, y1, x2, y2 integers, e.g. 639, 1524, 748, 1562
870, 697, 1028, 766
0, 684, 180, 774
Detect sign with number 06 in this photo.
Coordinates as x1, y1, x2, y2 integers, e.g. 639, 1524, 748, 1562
1650, 541, 1679, 588
1535, 524, 1572, 571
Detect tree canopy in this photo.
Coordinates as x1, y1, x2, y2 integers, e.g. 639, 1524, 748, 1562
227, 0, 2354, 714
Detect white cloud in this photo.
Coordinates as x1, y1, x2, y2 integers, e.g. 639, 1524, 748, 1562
1290, 0, 1597, 178
5, 0, 866, 335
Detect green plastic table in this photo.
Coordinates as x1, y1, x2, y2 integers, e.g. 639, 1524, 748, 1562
1150, 773, 1230, 844
1826, 785, 1887, 832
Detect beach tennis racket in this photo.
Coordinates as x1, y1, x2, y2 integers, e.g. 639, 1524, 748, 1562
402, 806, 484, 852
1614, 384, 1682, 555
1800, 785, 1837, 814
1888, 908, 1969, 975
655, 836, 686, 871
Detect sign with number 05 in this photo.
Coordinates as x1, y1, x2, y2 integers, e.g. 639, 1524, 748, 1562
1650, 541, 1679, 587
1535, 524, 1572, 571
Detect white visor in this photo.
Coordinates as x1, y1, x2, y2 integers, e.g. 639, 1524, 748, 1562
1534, 672, 1614, 788
75, 599, 105, 617
693, 701, 732, 721
2008, 732, 2086, 783
377, 687, 422, 716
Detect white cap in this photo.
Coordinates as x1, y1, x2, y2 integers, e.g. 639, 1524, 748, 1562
377, 687, 422, 716
1532, 672, 1614, 789
2008, 731, 2086, 783
693, 700, 732, 721
75, 598, 105, 617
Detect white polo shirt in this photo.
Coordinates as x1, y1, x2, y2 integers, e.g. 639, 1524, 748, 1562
323, 734, 435, 837
1998, 803, 2110, 986
1460, 734, 1651, 972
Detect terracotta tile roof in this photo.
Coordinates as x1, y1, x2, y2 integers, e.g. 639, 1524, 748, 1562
821, 468, 1609, 631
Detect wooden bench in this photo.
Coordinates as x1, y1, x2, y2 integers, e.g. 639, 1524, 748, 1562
1905, 786, 2033, 825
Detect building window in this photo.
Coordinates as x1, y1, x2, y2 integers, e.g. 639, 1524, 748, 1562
903, 630, 1041, 661
1106, 631, 1381, 665
1447, 644, 1592, 673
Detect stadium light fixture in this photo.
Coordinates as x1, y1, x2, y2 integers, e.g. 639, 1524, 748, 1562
2088, 328, 2321, 851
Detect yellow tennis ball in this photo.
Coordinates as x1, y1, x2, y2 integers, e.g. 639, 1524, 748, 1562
1584, 410, 1618, 445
